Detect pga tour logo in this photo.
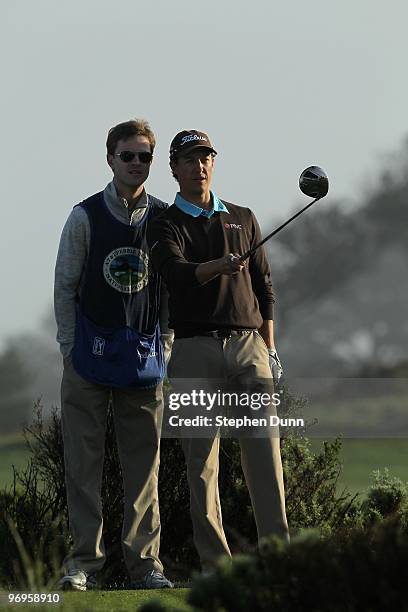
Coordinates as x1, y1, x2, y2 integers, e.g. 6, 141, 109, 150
93, 337, 105, 356
224, 223, 243, 230
181, 134, 208, 146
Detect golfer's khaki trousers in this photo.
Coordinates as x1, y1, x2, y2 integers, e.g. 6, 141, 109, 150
168, 331, 289, 570
61, 358, 163, 579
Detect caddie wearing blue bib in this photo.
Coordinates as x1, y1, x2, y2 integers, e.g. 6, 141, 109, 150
54, 119, 173, 591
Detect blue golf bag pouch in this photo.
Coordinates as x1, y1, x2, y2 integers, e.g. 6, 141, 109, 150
72, 310, 165, 389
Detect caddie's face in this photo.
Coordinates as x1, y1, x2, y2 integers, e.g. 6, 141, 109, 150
171, 147, 215, 198
107, 135, 152, 191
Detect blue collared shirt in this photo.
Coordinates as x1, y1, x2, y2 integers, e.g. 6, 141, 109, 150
174, 192, 229, 218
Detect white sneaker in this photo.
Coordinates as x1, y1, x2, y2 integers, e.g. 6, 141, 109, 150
131, 570, 174, 589
58, 569, 97, 591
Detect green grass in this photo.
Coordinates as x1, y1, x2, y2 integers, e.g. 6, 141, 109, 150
337, 438, 408, 497
0, 433, 31, 488
0, 588, 191, 611
309, 438, 408, 497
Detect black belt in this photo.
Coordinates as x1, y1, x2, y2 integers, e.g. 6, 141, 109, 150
174, 329, 255, 340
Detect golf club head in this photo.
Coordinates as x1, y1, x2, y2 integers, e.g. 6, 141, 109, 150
299, 166, 329, 199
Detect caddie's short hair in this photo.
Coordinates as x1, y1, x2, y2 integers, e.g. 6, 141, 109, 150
106, 119, 156, 155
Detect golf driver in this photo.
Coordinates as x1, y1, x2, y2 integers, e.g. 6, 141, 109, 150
240, 166, 329, 261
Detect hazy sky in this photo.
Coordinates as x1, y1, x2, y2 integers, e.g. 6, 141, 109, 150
2, 0, 407, 348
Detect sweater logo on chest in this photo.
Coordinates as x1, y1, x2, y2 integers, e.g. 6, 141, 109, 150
103, 247, 149, 294
224, 223, 243, 230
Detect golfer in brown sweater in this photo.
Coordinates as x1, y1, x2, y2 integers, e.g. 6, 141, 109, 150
148, 130, 289, 571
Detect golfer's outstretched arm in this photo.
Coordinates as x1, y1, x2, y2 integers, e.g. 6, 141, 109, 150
148, 219, 245, 288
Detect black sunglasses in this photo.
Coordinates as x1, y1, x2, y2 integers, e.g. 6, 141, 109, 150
115, 151, 153, 164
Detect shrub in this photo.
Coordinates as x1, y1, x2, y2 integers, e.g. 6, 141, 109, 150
3, 398, 400, 588
0, 404, 69, 588
361, 468, 408, 525
186, 518, 408, 611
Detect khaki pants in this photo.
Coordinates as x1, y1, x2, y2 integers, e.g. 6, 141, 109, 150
61, 358, 163, 579
168, 332, 289, 570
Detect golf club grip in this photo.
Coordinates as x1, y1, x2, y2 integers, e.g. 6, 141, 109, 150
240, 197, 320, 261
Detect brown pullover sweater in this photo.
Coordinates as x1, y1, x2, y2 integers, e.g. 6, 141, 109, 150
147, 201, 275, 335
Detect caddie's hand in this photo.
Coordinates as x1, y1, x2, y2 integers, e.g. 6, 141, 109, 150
219, 253, 246, 276
268, 348, 284, 385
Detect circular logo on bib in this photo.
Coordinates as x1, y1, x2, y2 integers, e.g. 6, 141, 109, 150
103, 247, 149, 294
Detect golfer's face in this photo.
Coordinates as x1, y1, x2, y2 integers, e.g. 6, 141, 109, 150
173, 148, 214, 196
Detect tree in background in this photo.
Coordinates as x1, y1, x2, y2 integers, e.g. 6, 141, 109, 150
268, 138, 408, 376
0, 309, 61, 436
0, 347, 33, 434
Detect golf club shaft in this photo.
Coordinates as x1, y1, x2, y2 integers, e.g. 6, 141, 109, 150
240, 196, 320, 261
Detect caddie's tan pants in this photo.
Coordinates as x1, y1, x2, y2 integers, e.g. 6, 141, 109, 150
61, 358, 163, 580
168, 331, 289, 570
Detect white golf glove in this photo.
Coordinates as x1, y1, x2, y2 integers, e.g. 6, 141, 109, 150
268, 348, 284, 385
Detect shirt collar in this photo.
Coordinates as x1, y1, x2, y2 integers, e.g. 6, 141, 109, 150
174, 192, 229, 218
109, 180, 148, 209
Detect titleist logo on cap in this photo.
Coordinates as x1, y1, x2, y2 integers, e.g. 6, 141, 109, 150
170, 129, 217, 158
180, 134, 208, 146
